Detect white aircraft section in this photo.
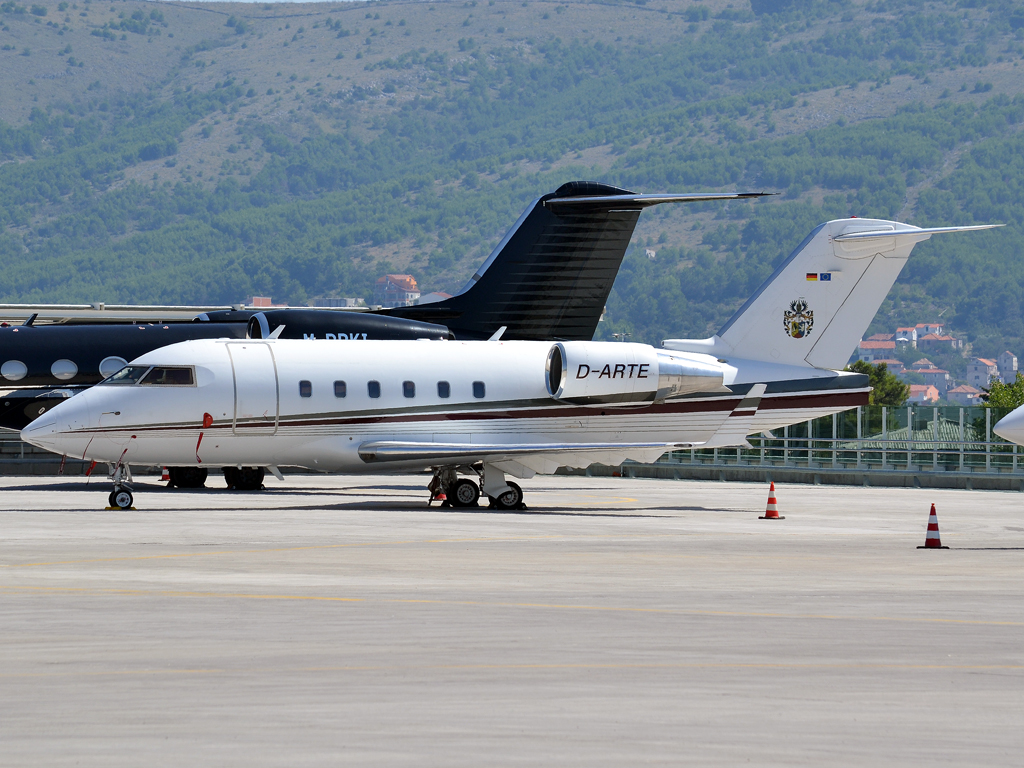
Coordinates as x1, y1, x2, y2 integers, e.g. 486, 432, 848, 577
664, 218, 1001, 370
993, 405, 1024, 446
22, 338, 866, 479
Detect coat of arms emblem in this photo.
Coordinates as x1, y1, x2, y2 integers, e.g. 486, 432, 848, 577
783, 299, 814, 339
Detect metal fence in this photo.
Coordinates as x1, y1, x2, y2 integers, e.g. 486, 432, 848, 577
654, 405, 1024, 477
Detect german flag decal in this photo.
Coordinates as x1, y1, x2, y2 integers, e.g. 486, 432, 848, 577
805, 273, 818, 281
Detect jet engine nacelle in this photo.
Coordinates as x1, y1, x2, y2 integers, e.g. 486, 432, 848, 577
546, 342, 724, 405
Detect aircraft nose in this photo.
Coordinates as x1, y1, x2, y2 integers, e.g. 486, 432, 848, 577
993, 406, 1024, 446
21, 394, 92, 453
21, 417, 59, 449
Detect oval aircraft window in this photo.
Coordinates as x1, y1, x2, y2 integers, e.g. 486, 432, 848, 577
299, 380, 312, 398
139, 367, 194, 386
99, 356, 128, 378
51, 359, 78, 381
437, 381, 450, 398
473, 381, 486, 399
1, 360, 28, 382
334, 380, 347, 398
368, 380, 381, 399
403, 381, 415, 398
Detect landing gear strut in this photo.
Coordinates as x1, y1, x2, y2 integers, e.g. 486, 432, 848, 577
427, 465, 527, 510
107, 463, 134, 510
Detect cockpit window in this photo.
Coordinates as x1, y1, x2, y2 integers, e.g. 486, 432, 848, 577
100, 366, 151, 385
139, 367, 195, 386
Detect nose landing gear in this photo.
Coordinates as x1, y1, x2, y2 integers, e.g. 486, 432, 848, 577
106, 463, 135, 510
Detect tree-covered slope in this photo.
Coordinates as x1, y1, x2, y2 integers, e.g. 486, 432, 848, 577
0, 0, 1021, 357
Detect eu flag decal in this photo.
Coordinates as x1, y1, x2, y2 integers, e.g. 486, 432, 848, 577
819, 272, 832, 281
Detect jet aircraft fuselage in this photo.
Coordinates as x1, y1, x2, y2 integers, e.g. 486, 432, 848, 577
21, 337, 868, 476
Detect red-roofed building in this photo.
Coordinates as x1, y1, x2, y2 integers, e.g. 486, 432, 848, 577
867, 333, 895, 342
917, 333, 962, 352
911, 358, 936, 371
373, 274, 421, 308
858, 339, 896, 363
967, 358, 999, 389
915, 322, 945, 336
908, 384, 940, 404
895, 326, 917, 348
249, 296, 288, 308
948, 384, 983, 406
997, 351, 1018, 383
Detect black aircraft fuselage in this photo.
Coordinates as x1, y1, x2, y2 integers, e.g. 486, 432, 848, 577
0, 313, 451, 430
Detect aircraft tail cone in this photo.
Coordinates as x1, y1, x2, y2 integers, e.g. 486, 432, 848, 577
759, 481, 785, 520
917, 503, 949, 549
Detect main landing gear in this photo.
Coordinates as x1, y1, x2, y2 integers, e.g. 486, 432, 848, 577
428, 465, 527, 510
163, 466, 265, 491
223, 466, 266, 491
166, 467, 208, 489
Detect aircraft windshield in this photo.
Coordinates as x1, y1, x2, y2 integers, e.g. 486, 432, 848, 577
140, 367, 195, 386
100, 366, 151, 385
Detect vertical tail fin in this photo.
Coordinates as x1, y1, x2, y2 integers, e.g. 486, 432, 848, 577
386, 182, 770, 341
664, 219, 1000, 369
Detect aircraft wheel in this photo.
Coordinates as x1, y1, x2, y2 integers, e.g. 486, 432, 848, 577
112, 488, 134, 510
491, 481, 523, 511
225, 467, 265, 491
108, 490, 117, 508
168, 467, 208, 489
449, 478, 480, 507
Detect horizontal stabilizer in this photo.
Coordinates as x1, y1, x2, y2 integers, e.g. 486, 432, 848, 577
545, 191, 773, 209
832, 224, 1002, 241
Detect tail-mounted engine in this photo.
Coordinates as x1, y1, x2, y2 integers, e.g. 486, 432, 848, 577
546, 341, 725, 405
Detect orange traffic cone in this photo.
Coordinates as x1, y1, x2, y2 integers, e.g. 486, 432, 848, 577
759, 481, 785, 519
161, 467, 170, 482
917, 503, 949, 549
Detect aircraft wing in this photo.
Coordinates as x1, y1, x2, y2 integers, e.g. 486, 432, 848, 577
357, 440, 694, 475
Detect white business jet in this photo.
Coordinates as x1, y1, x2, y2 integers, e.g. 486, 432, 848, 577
22, 217, 998, 510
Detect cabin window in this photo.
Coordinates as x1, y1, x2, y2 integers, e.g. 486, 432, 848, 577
99, 365, 150, 385
437, 381, 450, 398
368, 380, 381, 398
334, 380, 347, 398
299, 380, 312, 398
139, 367, 194, 387
473, 381, 486, 399
403, 381, 415, 398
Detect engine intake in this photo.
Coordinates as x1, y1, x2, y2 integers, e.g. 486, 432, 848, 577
546, 342, 724, 405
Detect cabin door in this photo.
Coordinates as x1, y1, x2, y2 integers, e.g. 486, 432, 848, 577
227, 343, 279, 436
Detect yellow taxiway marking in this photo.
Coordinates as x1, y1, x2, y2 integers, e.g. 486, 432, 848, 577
1, 584, 1021, 627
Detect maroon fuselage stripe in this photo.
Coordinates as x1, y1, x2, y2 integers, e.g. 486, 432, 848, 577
73, 389, 869, 435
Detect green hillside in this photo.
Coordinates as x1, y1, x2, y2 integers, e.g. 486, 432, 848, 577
0, 0, 1022, 357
